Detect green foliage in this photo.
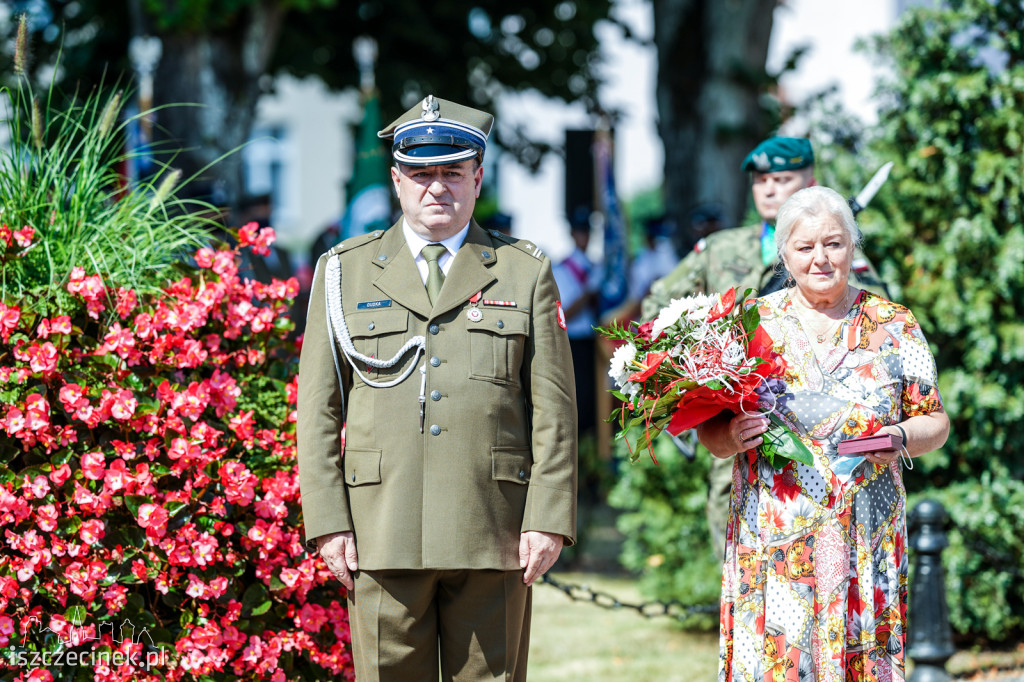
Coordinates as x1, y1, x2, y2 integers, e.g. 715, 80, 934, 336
608, 435, 720, 631
909, 467, 1024, 643
0, 75, 211, 306
844, 0, 1024, 644
858, 0, 1024, 485
12, 1, 613, 172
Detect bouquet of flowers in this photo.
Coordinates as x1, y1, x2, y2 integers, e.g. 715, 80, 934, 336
599, 287, 812, 468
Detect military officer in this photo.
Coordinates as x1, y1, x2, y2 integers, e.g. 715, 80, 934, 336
297, 95, 578, 681
641, 137, 887, 558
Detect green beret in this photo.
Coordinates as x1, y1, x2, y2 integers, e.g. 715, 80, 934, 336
741, 137, 814, 173
378, 95, 494, 167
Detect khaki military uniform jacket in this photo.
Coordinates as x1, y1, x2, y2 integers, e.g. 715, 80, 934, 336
297, 221, 578, 571
641, 223, 888, 320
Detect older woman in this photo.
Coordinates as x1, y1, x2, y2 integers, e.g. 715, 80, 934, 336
697, 186, 949, 681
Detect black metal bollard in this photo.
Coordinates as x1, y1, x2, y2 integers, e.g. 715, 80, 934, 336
908, 499, 956, 682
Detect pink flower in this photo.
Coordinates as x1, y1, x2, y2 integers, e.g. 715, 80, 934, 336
131, 559, 148, 581
16, 342, 58, 374
25, 475, 49, 499
0, 614, 13, 647
115, 287, 137, 318
50, 315, 72, 334
110, 389, 137, 421
251, 307, 276, 333
220, 461, 257, 505
36, 504, 59, 532
0, 303, 20, 342
49, 463, 71, 486
13, 225, 34, 247
81, 451, 106, 481
98, 323, 136, 359
80, 519, 105, 544
103, 583, 127, 612
194, 533, 218, 566
3, 407, 25, 435
58, 383, 88, 411
279, 567, 301, 588
229, 410, 255, 441
137, 503, 169, 538
103, 458, 130, 493
185, 574, 208, 599
195, 247, 217, 268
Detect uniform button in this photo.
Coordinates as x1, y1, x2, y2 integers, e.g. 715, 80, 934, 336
430, 356, 441, 367
518, 470, 526, 479
429, 324, 439, 335
430, 425, 441, 436
497, 320, 504, 329
481, 250, 491, 258
377, 254, 387, 261
351, 474, 356, 482
430, 390, 441, 401
368, 322, 375, 331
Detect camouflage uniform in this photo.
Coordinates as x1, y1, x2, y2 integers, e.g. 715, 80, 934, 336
641, 222, 888, 557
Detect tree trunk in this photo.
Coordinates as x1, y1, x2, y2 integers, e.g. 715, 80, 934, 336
150, 1, 287, 221
652, 0, 777, 252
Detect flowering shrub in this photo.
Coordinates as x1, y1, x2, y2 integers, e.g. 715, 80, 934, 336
0, 226, 354, 680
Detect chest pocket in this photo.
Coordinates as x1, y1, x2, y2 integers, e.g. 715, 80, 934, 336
346, 308, 411, 383
466, 307, 530, 386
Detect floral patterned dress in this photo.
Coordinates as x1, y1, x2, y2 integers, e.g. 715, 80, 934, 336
718, 289, 944, 682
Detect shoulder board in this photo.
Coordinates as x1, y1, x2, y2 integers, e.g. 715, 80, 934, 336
329, 229, 386, 256
488, 230, 545, 260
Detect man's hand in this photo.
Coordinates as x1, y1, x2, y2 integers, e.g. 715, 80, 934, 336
519, 531, 563, 586
317, 531, 358, 590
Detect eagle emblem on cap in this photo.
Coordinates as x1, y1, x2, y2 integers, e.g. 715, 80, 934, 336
420, 95, 440, 122
752, 151, 770, 171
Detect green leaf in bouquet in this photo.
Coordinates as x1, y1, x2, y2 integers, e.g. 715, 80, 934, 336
741, 300, 761, 335
758, 416, 814, 469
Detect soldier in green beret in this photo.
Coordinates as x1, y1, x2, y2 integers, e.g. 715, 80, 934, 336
641, 136, 887, 558
297, 95, 578, 680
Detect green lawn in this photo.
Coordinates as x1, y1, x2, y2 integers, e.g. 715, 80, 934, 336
528, 571, 720, 681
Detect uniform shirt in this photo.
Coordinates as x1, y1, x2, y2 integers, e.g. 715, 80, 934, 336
402, 219, 470, 283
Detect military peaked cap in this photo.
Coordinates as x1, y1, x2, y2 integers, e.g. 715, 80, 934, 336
741, 137, 814, 173
378, 95, 494, 167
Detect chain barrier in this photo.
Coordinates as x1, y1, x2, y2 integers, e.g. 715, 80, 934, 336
539, 573, 718, 623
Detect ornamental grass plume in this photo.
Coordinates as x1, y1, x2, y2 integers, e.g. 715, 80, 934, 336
0, 57, 211, 309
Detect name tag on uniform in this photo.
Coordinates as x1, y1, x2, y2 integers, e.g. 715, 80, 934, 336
357, 299, 392, 309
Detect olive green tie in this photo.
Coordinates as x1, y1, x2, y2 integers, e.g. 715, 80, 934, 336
421, 243, 447, 305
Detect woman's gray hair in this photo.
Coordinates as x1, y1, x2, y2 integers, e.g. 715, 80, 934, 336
775, 186, 862, 262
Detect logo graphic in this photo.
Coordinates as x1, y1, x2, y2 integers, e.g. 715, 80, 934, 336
7, 615, 167, 670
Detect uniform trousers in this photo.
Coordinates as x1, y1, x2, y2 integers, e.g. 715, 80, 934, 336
347, 568, 532, 682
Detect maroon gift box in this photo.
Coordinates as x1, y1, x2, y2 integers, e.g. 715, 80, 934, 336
837, 433, 900, 455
